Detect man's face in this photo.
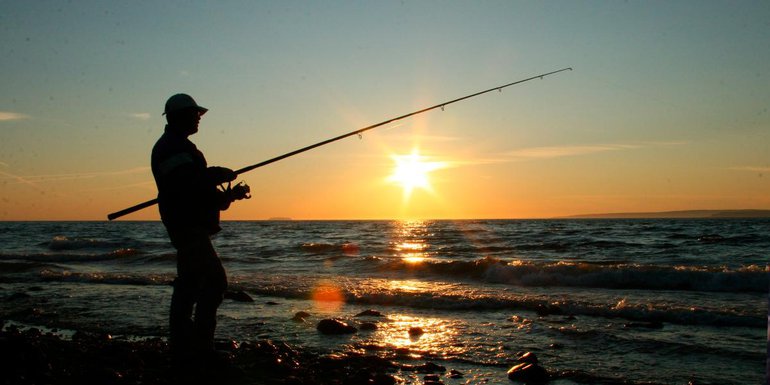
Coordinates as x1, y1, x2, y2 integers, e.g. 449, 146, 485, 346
171, 108, 202, 136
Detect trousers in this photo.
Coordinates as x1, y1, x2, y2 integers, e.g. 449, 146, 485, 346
167, 229, 227, 357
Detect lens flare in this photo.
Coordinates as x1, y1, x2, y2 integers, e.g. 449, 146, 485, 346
310, 280, 345, 313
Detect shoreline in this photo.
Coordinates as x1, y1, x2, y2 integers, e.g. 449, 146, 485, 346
0, 321, 430, 385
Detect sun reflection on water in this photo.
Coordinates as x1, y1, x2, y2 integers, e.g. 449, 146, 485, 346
365, 314, 466, 357
392, 220, 432, 264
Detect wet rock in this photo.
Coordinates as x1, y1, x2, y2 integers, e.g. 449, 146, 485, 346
359, 322, 378, 331
507, 362, 548, 384
224, 290, 254, 302
424, 374, 441, 381
292, 311, 311, 322
394, 347, 410, 356
372, 373, 399, 385
548, 343, 563, 349
449, 369, 464, 378
266, 301, 280, 306
408, 327, 424, 337
215, 339, 240, 351
317, 319, 357, 335
518, 351, 538, 364
355, 309, 383, 317
415, 362, 446, 373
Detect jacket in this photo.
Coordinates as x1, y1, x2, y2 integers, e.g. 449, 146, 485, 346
151, 127, 226, 235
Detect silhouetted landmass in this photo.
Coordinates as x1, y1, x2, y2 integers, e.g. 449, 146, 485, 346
267, 217, 292, 221
561, 209, 770, 219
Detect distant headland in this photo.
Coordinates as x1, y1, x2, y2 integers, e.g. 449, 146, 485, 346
267, 217, 293, 221
561, 209, 770, 219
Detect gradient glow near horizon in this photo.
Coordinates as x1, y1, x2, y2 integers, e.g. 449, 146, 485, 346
1, 1, 768, 220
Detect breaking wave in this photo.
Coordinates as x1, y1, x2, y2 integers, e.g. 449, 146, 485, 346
373, 257, 768, 293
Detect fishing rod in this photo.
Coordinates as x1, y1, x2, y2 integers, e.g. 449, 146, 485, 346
107, 67, 572, 220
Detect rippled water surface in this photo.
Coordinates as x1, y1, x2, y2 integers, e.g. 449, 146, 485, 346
0, 219, 767, 384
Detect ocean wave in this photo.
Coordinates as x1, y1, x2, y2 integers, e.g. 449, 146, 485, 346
38, 269, 172, 286
300, 242, 361, 255
374, 257, 768, 293
44, 235, 128, 251
0, 249, 143, 263
243, 283, 764, 328
0, 260, 64, 274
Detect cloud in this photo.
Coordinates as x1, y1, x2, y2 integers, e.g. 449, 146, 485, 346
505, 144, 641, 159
0, 112, 30, 121
728, 166, 770, 173
129, 112, 152, 120
0, 167, 150, 185
503, 141, 685, 160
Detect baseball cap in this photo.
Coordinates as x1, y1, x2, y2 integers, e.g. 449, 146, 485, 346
163, 93, 208, 115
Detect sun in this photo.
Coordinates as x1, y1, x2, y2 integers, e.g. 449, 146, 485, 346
387, 148, 446, 199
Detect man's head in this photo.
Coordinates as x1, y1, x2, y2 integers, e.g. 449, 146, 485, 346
163, 93, 208, 136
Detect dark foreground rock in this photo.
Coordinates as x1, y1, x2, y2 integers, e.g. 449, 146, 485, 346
0, 325, 411, 385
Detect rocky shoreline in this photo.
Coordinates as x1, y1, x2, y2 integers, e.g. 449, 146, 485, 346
0, 320, 465, 385
0, 317, 558, 385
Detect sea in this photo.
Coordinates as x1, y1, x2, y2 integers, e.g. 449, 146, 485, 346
0, 219, 767, 385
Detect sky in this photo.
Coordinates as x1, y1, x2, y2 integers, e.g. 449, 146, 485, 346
1, 0, 768, 220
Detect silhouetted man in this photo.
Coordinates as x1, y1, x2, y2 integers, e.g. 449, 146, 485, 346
151, 93, 249, 367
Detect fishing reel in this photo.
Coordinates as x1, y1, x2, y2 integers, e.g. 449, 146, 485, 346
219, 181, 251, 201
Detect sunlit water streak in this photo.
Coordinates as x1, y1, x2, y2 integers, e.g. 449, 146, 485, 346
0, 219, 767, 385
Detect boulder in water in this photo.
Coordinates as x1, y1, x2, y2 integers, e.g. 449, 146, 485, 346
408, 327, 424, 337
355, 309, 384, 317
400, 362, 442, 372
291, 311, 311, 322
316, 319, 357, 335
224, 290, 254, 302
507, 362, 548, 383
